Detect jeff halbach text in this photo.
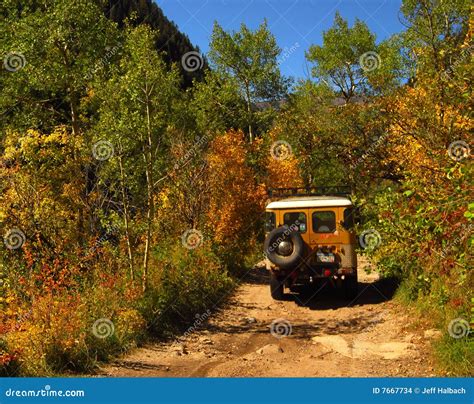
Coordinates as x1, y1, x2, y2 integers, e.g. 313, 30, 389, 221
372, 387, 467, 395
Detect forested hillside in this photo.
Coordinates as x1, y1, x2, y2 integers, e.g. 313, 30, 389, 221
103, 0, 207, 87
0, 0, 472, 376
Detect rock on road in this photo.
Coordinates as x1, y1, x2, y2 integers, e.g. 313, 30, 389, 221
101, 259, 438, 377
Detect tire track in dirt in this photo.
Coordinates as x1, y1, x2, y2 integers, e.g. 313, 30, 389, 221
100, 259, 438, 377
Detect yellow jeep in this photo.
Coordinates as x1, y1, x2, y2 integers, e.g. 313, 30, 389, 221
264, 187, 358, 300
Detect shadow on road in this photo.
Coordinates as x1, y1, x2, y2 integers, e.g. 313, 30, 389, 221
244, 265, 399, 310
291, 277, 399, 310
179, 267, 400, 339
243, 265, 271, 285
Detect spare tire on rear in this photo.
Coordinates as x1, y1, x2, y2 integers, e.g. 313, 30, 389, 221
264, 225, 305, 270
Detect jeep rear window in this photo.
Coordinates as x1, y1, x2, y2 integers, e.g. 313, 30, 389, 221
312, 211, 336, 233
264, 212, 276, 233
283, 212, 307, 233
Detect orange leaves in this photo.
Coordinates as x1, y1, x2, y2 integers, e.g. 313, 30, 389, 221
266, 154, 303, 189
0, 351, 18, 368
3, 294, 86, 374
207, 129, 247, 167
265, 127, 303, 189
204, 129, 303, 247
206, 130, 266, 244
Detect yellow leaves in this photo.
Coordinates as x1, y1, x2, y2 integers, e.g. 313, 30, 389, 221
44, 126, 70, 144
206, 130, 266, 244
204, 128, 303, 245
0, 126, 88, 251
3, 126, 75, 165
267, 154, 303, 189
3, 294, 92, 375
157, 188, 171, 209
385, 80, 473, 202
265, 126, 303, 189
115, 308, 146, 341
207, 129, 247, 167
86, 88, 95, 99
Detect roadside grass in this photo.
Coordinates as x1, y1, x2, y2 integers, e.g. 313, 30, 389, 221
434, 335, 473, 376
394, 276, 473, 376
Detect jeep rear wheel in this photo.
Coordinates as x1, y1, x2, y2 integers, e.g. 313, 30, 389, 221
270, 273, 285, 300
264, 226, 304, 270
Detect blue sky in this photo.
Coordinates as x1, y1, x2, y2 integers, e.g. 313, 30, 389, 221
157, 0, 405, 80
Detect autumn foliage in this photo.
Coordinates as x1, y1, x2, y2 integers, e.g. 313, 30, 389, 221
265, 127, 304, 189
1, 0, 472, 377
206, 130, 266, 245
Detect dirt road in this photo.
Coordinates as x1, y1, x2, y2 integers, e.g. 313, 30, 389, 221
101, 259, 439, 377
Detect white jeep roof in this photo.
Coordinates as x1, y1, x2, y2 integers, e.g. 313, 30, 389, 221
266, 196, 352, 209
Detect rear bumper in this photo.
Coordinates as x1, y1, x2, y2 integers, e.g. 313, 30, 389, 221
266, 259, 356, 279
295, 265, 356, 279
